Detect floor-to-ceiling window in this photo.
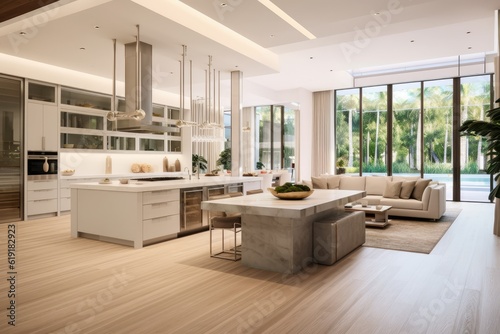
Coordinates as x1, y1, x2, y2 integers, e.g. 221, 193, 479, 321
423, 79, 454, 199
335, 88, 360, 174
362, 86, 388, 175
460, 75, 491, 202
392, 82, 422, 177
254, 105, 295, 172
334, 74, 493, 202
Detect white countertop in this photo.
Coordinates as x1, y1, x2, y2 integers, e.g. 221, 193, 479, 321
201, 189, 365, 219
70, 175, 263, 192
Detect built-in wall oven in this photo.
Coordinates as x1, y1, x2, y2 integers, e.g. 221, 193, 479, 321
27, 151, 58, 180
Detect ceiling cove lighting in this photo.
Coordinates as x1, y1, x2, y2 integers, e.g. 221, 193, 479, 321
257, 0, 316, 40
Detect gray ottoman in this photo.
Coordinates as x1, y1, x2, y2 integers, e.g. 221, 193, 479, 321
313, 211, 366, 265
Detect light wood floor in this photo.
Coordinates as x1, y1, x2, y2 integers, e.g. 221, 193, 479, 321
0, 202, 499, 334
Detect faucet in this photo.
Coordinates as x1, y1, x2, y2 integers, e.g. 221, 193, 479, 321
184, 167, 191, 180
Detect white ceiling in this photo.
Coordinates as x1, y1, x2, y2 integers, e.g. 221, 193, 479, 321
0, 0, 497, 105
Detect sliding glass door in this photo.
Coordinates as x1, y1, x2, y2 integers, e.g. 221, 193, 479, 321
0, 75, 23, 223
335, 88, 360, 174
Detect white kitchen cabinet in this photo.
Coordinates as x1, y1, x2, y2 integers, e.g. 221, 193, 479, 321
27, 179, 58, 216
142, 189, 180, 240
59, 178, 100, 212
27, 102, 58, 151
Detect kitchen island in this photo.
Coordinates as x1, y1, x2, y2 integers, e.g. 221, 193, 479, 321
202, 189, 365, 274
70, 176, 261, 248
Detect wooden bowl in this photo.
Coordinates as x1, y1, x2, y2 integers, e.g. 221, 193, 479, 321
268, 188, 314, 200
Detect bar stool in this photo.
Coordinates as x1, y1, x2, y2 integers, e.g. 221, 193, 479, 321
209, 193, 242, 261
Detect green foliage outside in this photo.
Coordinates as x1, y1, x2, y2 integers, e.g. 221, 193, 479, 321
335, 77, 490, 177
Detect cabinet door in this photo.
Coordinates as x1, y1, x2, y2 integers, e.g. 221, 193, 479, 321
26, 103, 58, 151
43, 105, 58, 151
26, 102, 44, 151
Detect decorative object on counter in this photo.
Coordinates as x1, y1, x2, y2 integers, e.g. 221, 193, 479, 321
269, 188, 313, 200
43, 157, 49, 173
269, 183, 313, 200
119, 178, 129, 184
131, 163, 141, 173
256, 161, 265, 170
163, 157, 169, 172
105, 155, 112, 174
175, 159, 181, 171
98, 178, 112, 184
61, 169, 75, 176
168, 166, 175, 172
140, 163, 153, 173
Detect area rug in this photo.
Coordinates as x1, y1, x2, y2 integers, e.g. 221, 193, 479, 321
363, 209, 462, 254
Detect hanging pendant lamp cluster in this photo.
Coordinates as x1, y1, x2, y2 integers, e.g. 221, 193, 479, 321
192, 55, 225, 142
176, 44, 198, 128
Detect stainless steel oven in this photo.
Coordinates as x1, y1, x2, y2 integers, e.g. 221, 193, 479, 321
27, 151, 58, 180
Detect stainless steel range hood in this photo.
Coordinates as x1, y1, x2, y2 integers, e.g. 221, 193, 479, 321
116, 41, 177, 134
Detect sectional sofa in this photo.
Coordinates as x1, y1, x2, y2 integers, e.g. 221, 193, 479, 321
305, 175, 446, 221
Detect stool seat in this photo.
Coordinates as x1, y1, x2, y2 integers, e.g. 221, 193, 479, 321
211, 215, 242, 229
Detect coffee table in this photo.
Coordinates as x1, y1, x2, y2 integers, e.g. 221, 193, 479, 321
344, 204, 392, 228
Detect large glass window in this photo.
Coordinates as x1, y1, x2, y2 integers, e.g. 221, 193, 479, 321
335, 88, 360, 174
334, 74, 493, 203
423, 79, 453, 199
362, 86, 387, 174
255, 105, 295, 172
460, 75, 491, 202
392, 82, 421, 177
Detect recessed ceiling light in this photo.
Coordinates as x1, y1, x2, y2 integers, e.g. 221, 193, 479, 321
94, 25, 100, 29
19, 31, 26, 35
310, 56, 314, 59
374, 12, 380, 16
80, 47, 86, 51
270, 34, 275, 38
468, 46, 472, 49
466, 31, 471, 34
410, 40, 415, 43
220, 2, 227, 7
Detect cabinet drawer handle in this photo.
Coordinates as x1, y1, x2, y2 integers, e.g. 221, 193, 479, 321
33, 199, 53, 202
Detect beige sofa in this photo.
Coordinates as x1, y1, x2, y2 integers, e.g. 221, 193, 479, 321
306, 175, 446, 221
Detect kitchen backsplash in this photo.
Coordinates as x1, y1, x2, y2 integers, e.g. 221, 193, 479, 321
59, 152, 185, 176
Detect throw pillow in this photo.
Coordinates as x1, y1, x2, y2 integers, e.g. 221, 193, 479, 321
383, 181, 402, 198
311, 176, 327, 189
325, 175, 341, 189
399, 181, 416, 199
411, 179, 431, 201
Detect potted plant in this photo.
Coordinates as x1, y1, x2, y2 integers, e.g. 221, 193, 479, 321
216, 148, 231, 170
460, 98, 500, 235
192, 154, 207, 174
336, 157, 346, 174
256, 161, 265, 170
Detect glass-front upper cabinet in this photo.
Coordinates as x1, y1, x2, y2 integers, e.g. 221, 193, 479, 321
140, 138, 164, 152
60, 133, 104, 150
28, 81, 56, 103
61, 111, 104, 130
61, 87, 111, 111
107, 136, 136, 151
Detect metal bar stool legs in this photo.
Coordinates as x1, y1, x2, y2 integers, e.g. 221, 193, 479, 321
210, 215, 241, 261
